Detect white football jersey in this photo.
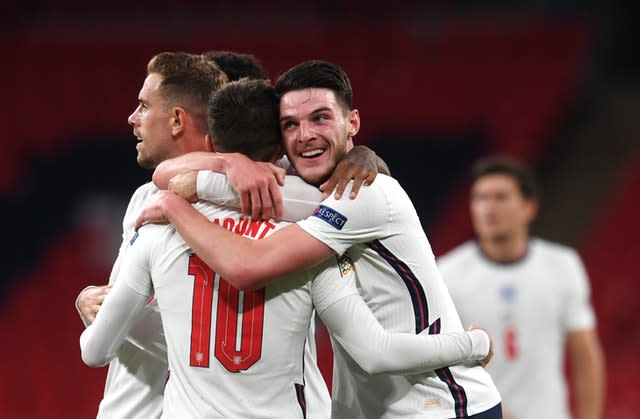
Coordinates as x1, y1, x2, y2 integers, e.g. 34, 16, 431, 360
297, 175, 501, 418
97, 181, 167, 419
104, 203, 356, 418
439, 239, 595, 419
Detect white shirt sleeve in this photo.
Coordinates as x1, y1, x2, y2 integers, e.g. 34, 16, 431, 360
196, 171, 322, 222
297, 179, 391, 256
562, 250, 596, 331
80, 280, 151, 367
80, 224, 167, 367
75, 183, 154, 326
309, 254, 489, 375
318, 295, 489, 375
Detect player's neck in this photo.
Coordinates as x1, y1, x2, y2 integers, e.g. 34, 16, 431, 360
478, 234, 529, 264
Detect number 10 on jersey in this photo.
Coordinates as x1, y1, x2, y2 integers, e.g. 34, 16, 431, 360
188, 254, 266, 372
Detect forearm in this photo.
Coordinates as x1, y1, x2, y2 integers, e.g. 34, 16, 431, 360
571, 331, 605, 419
80, 283, 149, 367
124, 300, 167, 362
161, 195, 275, 289
197, 171, 322, 222
161, 193, 331, 289
320, 295, 489, 375
153, 152, 230, 189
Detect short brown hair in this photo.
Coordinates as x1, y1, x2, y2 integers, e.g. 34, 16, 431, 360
208, 78, 281, 162
203, 50, 268, 81
275, 60, 353, 112
147, 52, 228, 133
471, 156, 541, 199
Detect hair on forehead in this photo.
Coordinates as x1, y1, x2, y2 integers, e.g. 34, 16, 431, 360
471, 156, 541, 200
146, 51, 227, 107
275, 60, 353, 111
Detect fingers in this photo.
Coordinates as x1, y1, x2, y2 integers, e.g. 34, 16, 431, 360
270, 181, 284, 220
239, 190, 251, 217
78, 285, 111, 323
269, 164, 286, 186
258, 182, 273, 220
250, 188, 261, 220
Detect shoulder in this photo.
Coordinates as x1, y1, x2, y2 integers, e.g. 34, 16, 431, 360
126, 181, 157, 211
130, 181, 157, 200
131, 222, 173, 245
438, 241, 478, 272
532, 237, 582, 265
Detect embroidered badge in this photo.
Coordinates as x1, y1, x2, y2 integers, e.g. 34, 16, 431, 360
337, 253, 354, 277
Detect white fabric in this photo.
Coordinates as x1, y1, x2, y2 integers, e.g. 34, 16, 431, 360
297, 175, 501, 419
82, 204, 344, 418
89, 182, 167, 419
197, 170, 330, 417
81, 200, 492, 418
439, 238, 596, 419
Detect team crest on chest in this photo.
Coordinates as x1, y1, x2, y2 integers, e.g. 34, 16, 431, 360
337, 253, 354, 277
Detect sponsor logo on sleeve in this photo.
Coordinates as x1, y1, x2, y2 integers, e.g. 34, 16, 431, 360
312, 205, 347, 230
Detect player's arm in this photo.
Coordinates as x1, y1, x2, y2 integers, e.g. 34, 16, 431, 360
80, 281, 150, 367
167, 170, 322, 222
319, 294, 492, 375
152, 151, 285, 220
80, 226, 162, 367
75, 183, 148, 325
567, 328, 605, 419
563, 252, 605, 419
136, 190, 334, 290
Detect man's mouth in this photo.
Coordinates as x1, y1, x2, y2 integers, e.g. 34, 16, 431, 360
301, 149, 324, 158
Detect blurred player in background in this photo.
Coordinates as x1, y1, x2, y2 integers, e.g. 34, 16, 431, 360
438, 156, 605, 419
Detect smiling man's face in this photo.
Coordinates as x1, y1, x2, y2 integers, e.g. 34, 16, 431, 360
279, 88, 359, 186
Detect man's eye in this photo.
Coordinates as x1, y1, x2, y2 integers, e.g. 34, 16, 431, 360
282, 121, 295, 130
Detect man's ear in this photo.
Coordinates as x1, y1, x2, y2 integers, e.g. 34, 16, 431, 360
170, 107, 187, 136
524, 199, 539, 225
346, 109, 360, 137
205, 134, 216, 153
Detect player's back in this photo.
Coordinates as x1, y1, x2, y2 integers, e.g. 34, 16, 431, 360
147, 202, 316, 418
299, 175, 500, 417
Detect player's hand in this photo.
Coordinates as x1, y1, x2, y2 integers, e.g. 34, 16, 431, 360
469, 323, 494, 367
168, 171, 199, 203
320, 145, 377, 200
223, 153, 285, 220
135, 190, 178, 229
76, 285, 111, 324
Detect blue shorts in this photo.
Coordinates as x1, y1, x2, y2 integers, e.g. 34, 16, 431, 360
466, 403, 502, 419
